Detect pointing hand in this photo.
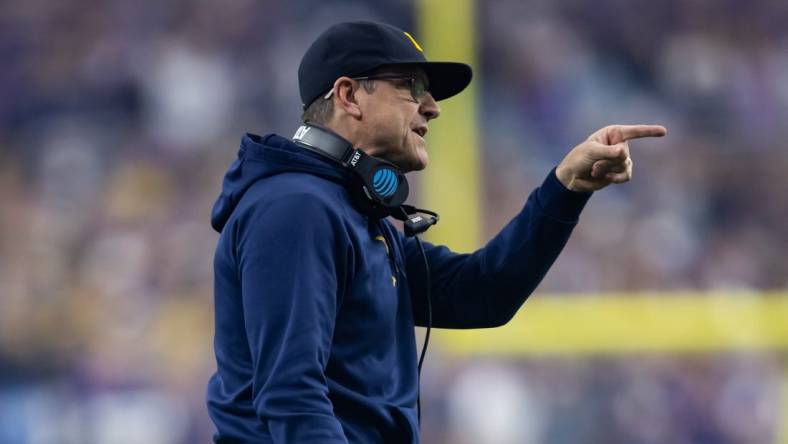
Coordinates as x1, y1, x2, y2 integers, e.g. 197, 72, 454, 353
555, 125, 667, 192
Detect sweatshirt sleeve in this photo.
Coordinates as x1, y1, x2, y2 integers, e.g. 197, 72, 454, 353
403, 168, 592, 328
237, 193, 349, 443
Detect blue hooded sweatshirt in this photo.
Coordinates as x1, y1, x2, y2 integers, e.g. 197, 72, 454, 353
206, 133, 591, 443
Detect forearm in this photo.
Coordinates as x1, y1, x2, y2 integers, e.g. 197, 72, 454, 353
248, 310, 347, 443
238, 194, 350, 443
407, 169, 591, 328
266, 412, 348, 443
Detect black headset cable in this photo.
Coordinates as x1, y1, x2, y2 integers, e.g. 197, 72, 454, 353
397, 206, 433, 426
415, 235, 432, 425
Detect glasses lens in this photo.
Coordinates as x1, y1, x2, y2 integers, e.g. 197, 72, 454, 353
358, 75, 429, 102
410, 78, 427, 101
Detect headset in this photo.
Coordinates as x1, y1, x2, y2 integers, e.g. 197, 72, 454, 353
293, 124, 438, 235
292, 123, 437, 423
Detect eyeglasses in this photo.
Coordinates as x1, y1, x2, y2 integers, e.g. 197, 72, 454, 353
323, 75, 430, 103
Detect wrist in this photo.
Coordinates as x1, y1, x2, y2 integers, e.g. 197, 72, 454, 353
537, 168, 593, 222
555, 164, 576, 191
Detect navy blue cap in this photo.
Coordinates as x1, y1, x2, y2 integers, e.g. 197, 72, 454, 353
298, 21, 473, 109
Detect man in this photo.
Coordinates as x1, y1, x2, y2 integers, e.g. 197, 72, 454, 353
206, 21, 666, 443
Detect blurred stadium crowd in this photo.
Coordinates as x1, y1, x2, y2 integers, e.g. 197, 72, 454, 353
1, 0, 786, 442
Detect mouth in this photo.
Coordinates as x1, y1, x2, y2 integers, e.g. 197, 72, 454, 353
412, 127, 427, 138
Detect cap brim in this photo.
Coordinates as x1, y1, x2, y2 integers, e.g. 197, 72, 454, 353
421, 62, 473, 101
382, 61, 472, 101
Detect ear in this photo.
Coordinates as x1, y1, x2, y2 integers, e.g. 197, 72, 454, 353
332, 77, 363, 119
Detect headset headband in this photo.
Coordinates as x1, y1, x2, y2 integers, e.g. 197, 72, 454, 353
293, 124, 353, 164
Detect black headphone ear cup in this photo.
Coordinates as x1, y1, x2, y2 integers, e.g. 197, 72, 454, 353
372, 167, 408, 207
349, 152, 409, 217
348, 176, 393, 219
370, 167, 400, 200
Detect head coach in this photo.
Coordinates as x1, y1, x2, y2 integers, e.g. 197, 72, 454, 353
205, 21, 666, 443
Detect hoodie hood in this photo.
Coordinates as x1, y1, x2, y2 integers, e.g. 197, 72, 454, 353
211, 133, 350, 232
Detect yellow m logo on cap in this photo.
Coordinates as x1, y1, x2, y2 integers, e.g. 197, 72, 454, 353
403, 32, 423, 52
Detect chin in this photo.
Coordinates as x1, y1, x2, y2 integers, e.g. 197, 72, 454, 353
413, 157, 428, 171
408, 144, 429, 171
415, 150, 429, 171
401, 152, 428, 172
389, 141, 428, 172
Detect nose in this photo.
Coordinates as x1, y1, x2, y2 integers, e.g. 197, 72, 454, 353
419, 92, 440, 121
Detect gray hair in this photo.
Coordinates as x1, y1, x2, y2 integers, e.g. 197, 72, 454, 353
301, 79, 377, 125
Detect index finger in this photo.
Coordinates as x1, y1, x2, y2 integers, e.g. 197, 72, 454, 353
611, 125, 667, 143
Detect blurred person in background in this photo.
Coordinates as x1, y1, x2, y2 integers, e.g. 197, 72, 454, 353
204, 20, 665, 443
5, 0, 784, 443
